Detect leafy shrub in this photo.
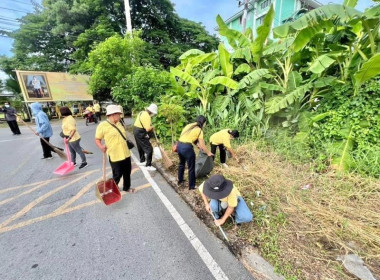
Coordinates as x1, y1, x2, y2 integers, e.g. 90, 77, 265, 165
112, 66, 173, 112
308, 78, 380, 175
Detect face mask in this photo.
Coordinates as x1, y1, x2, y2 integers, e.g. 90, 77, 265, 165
5, 105, 9, 108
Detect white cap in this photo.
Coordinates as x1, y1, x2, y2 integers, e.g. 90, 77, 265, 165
106, 105, 122, 116
146, 103, 158, 115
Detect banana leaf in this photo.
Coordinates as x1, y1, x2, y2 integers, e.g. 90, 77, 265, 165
208, 76, 238, 90
170, 67, 200, 87
218, 43, 233, 78
354, 53, 380, 87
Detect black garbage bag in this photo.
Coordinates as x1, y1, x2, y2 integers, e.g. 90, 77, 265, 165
195, 150, 214, 178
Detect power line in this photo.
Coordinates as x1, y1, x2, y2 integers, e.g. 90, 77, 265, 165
8, 0, 35, 6
0, 6, 31, 14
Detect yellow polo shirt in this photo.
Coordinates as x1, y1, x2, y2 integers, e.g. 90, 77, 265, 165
62, 116, 80, 142
210, 129, 232, 148
95, 121, 131, 162
199, 182, 241, 208
179, 123, 204, 143
134, 111, 151, 131
86, 106, 95, 113
93, 104, 101, 113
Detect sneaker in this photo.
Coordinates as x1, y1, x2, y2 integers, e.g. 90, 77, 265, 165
78, 162, 88, 169
144, 166, 156, 171
41, 156, 53, 160
137, 161, 147, 166
222, 163, 229, 168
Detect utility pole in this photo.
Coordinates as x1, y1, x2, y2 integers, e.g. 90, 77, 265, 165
124, 0, 133, 36
241, 0, 250, 33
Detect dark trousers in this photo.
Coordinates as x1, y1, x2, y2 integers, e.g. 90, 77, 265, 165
68, 139, 86, 164
7, 120, 21, 134
133, 127, 153, 166
177, 142, 196, 189
110, 157, 131, 191
211, 144, 226, 163
40, 137, 52, 158
95, 112, 101, 121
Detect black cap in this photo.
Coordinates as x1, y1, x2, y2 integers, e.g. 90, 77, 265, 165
203, 175, 233, 200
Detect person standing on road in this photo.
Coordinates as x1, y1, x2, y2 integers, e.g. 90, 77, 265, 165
30, 102, 54, 159
133, 103, 158, 171
210, 129, 240, 168
60, 106, 88, 169
93, 101, 101, 121
177, 115, 213, 190
95, 105, 135, 193
2, 102, 21, 135
199, 174, 253, 226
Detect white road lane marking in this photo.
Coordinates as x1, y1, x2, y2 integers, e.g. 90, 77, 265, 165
130, 153, 229, 280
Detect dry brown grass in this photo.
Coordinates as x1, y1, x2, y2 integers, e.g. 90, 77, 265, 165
166, 143, 380, 279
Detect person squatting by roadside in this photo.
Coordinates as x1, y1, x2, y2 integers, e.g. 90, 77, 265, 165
210, 129, 240, 168
30, 102, 54, 159
60, 106, 88, 169
133, 103, 158, 171
2, 102, 21, 135
199, 174, 253, 226
177, 115, 213, 190
95, 105, 135, 193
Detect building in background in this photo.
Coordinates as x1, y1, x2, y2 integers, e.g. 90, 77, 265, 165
221, 0, 321, 37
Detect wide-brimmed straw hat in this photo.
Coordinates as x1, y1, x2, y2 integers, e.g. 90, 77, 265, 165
106, 105, 122, 116
204, 175, 233, 200
146, 103, 158, 115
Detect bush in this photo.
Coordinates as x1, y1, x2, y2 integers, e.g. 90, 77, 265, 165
112, 66, 173, 112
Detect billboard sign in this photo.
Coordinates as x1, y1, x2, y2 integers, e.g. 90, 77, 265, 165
16, 71, 93, 102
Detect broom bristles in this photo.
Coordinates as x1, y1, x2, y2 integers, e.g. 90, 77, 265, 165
41, 138, 67, 160
159, 146, 173, 169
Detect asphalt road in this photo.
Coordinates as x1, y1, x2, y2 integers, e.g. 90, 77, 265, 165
0, 118, 254, 280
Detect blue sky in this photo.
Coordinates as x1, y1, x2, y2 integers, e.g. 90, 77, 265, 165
0, 0, 376, 59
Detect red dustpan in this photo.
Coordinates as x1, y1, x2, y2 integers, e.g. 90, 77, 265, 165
95, 152, 121, 205
54, 139, 75, 175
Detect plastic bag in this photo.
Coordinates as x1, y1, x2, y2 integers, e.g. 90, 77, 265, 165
153, 146, 162, 160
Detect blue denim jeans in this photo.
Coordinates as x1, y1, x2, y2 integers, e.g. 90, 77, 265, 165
210, 196, 253, 224
177, 142, 196, 189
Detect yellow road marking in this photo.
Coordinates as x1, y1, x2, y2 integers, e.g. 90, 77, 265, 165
0, 170, 97, 228
0, 182, 50, 206
0, 169, 101, 194
0, 183, 152, 234
54, 170, 113, 213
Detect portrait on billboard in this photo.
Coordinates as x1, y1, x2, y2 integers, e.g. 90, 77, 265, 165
19, 73, 52, 101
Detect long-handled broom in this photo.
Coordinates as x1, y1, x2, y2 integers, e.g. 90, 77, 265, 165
153, 131, 173, 169
19, 118, 67, 160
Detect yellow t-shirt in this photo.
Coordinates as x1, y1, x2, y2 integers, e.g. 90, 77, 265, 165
210, 129, 232, 148
134, 111, 151, 131
95, 121, 131, 162
62, 116, 80, 142
199, 182, 241, 208
86, 106, 95, 113
93, 104, 101, 113
179, 123, 204, 143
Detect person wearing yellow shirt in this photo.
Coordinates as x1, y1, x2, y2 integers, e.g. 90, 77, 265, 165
210, 129, 240, 168
95, 105, 135, 193
93, 101, 101, 121
177, 115, 213, 190
85, 104, 95, 113
133, 103, 158, 171
60, 106, 88, 169
199, 174, 253, 226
